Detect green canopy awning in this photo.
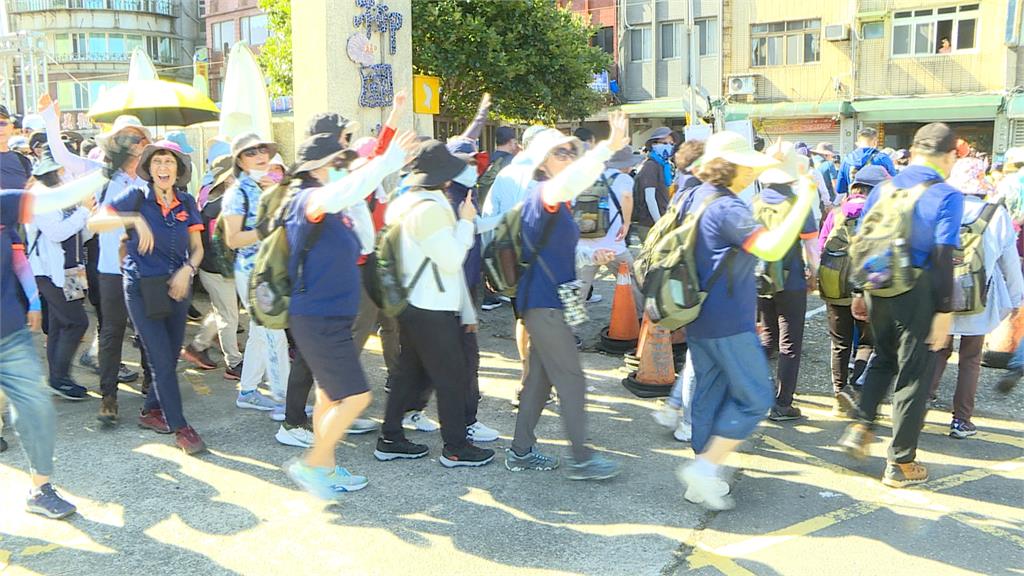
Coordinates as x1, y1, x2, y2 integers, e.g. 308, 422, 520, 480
851, 95, 1003, 122
724, 100, 850, 121
1005, 94, 1024, 119
616, 91, 709, 118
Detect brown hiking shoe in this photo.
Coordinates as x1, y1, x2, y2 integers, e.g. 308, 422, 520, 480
883, 461, 929, 488
97, 397, 118, 426
181, 344, 217, 370
139, 409, 172, 434
839, 422, 874, 460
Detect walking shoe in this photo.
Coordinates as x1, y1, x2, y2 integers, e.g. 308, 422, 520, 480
652, 404, 680, 429
836, 386, 859, 416
224, 362, 243, 381
175, 426, 207, 455
882, 461, 929, 488
328, 466, 368, 492
768, 404, 802, 422
673, 419, 692, 442
466, 421, 500, 443
117, 363, 139, 383
585, 293, 603, 304
97, 397, 118, 426
950, 417, 977, 439
567, 455, 621, 481
181, 344, 217, 370
187, 304, 203, 321
236, 390, 278, 411
0, 436, 7, 453
78, 351, 99, 373
285, 458, 339, 500
374, 437, 430, 461
498, 295, 512, 303
276, 423, 314, 448
440, 444, 495, 468
348, 418, 378, 435
402, 410, 440, 432
50, 380, 88, 401
677, 463, 734, 510
25, 483, 76, 520
839, 422, 874, 460
270, 404, 286, 422
505, 447, 560, 471
481, 295, 503, 311
997, 368, 1022, 394
138, 408, 172, 434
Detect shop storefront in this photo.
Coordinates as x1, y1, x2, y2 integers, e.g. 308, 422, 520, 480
851, 94, 1002, 154
724, 100, 850, 151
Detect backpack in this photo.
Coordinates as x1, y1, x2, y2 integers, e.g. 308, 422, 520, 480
951, 203, 999, 315
481, 202, 558, 297
573, 173, 624, 239
848, 180, 940, 297
363, 197, 444, 318
206, 190, 248, 278
848, 149, 879, 184
636, 190, 733, 330
247, 183, 324, 330
476, 153, 511, 208
751, 193, 798, 297
817, 201, 861, 304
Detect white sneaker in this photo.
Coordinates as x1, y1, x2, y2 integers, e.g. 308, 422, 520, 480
466, 421, 500, 442
586, 293, 603, 304
270, 404, 286, 422
236, 390, 278, 411
677, 463, 734, 511
652, 405, 680, 429
347, 418, 378, 435
402, 410, 440, 432
275, 424, 314, 448
673, 419, 692, 442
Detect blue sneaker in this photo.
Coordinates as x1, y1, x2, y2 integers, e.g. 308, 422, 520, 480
567, 455, 621, 481
328, 467, 368, 492
284, 459, 339, 501
504, 447, 560, 472
50, 380, 88, 401
26, 483, 76, 519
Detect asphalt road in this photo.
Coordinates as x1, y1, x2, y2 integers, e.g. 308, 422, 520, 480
1, 280, 1021, 576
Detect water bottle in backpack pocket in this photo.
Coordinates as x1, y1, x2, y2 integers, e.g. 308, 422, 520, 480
950, 203, 998, 315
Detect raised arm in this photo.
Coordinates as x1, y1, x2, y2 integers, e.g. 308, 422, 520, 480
745, 176, 818, 262
30, 170, 106, 215
457, 93, 491, 143
307, 131, 416, 218
542, 111, 629, 206
38, 94, 101, 178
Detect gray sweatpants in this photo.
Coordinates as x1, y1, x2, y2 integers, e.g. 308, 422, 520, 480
512, 308, 593, 462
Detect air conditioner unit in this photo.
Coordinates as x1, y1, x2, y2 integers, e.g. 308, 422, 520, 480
728, 75, 756, 96
825, 24, 850, 41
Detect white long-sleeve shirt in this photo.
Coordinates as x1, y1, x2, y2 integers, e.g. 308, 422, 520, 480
25, 207, 90, 287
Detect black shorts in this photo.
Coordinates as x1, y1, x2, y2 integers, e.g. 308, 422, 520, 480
510, 296, 521, 320
290, 314, 369, 401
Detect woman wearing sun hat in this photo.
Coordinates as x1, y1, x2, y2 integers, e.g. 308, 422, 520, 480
88, 140, 207, 455
674, 131, 816, 510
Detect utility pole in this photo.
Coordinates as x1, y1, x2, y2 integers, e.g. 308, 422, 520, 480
687, 0, 698, 126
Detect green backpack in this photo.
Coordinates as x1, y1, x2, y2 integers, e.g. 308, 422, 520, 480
634, 200, 687, 287
248, 183, 325, 330
636, 190, 732, 330
365, 197, 442, 318
848, 180, 938, 297
573, 174, 624, 239
752, 193, 798, 297
481, 202, 557, 297
476, 153, 511, 209
817, 205, 858, 304
951, 203, 999, 315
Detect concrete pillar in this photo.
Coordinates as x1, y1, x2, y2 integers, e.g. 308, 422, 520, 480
292, 0, 424, 146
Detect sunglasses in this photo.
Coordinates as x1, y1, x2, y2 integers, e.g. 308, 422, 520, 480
551, 147, 578, 161
0, 120, 10, 127
242, 145, 271, 157
120, 134, 146, 146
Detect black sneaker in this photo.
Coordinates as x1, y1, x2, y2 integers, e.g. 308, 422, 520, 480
187, 305, 203, 321
26, 483, 76, 519
997, 369, 1022, 394
768, 404, 802, 421
373, 437, 429, 461
439, 443, 495, 468
50, 380, 88, 401
0, 436, 7, 452
481, 296, 503, 311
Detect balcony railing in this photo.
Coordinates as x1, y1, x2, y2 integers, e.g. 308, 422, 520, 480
51, 51, 176, 65
7, 0, 179, 17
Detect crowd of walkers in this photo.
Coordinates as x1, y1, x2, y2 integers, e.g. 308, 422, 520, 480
1, 91, 1020, 518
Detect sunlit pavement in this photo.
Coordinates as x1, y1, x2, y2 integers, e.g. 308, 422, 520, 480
1, 289, 1021, 576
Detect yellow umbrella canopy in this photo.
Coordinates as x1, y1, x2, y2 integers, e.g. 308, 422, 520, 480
87, 79, 219, 126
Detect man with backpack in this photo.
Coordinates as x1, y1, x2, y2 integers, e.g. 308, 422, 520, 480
0, 105, 33, 191
840, 123, 964, 488
753, 142, 820, 422
631, 127, 674, 241
836, 127, 896, 198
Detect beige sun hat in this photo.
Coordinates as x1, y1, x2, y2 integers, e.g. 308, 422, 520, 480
759, 141, 810, 185
95, 115, 152, 153
699, 131, 780, 169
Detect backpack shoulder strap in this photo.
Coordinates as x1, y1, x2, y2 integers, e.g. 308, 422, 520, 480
966, 202, 1000, 234
27, 229, 42, 257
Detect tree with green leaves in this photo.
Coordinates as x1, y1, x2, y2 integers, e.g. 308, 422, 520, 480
258, 0, 292, 98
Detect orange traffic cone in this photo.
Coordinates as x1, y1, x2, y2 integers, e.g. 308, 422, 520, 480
598, 262, 640, 354
624, 313, 653, 369
622, 314, 676, 398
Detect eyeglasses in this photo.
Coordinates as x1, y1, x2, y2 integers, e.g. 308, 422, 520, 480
120, 135, 145, 146
551, 147, 578, 161
242, 145, 271, 157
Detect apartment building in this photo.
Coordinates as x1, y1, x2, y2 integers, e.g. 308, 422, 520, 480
203, 0, 267, 101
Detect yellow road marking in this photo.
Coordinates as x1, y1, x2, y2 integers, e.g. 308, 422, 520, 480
18, 544, 59, 556
0, 549, 10, 569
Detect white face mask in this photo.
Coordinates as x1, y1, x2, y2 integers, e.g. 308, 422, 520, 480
248, 169, 268, 180
453, 165, 478, 188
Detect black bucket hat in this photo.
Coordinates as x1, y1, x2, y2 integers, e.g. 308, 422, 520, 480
293, 133, 358, 175
404, 140, 468, 189
31, 145, 61, 177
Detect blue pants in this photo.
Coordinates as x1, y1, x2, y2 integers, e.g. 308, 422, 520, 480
0, 329, 56, 476
124, 278, 191, 431
688, 332, 774, 454
1009, 336, 1024, 371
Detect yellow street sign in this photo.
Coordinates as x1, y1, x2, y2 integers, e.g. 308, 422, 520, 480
413, 75, 440, 115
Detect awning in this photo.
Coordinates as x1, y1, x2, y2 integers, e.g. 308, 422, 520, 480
1005, 94, 1024, 119
851, 95, 1003, 122
724, 100, 850, 121
616, 91, 709, 118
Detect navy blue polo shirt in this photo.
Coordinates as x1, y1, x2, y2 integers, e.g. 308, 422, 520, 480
517, 184, 579, 311
108, 185, 203, 279
758, 184, 818, 291
285, 186, 362, 318
1, 190, 29, 338
684, 183, 765, 339
862, 165, 963, 269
